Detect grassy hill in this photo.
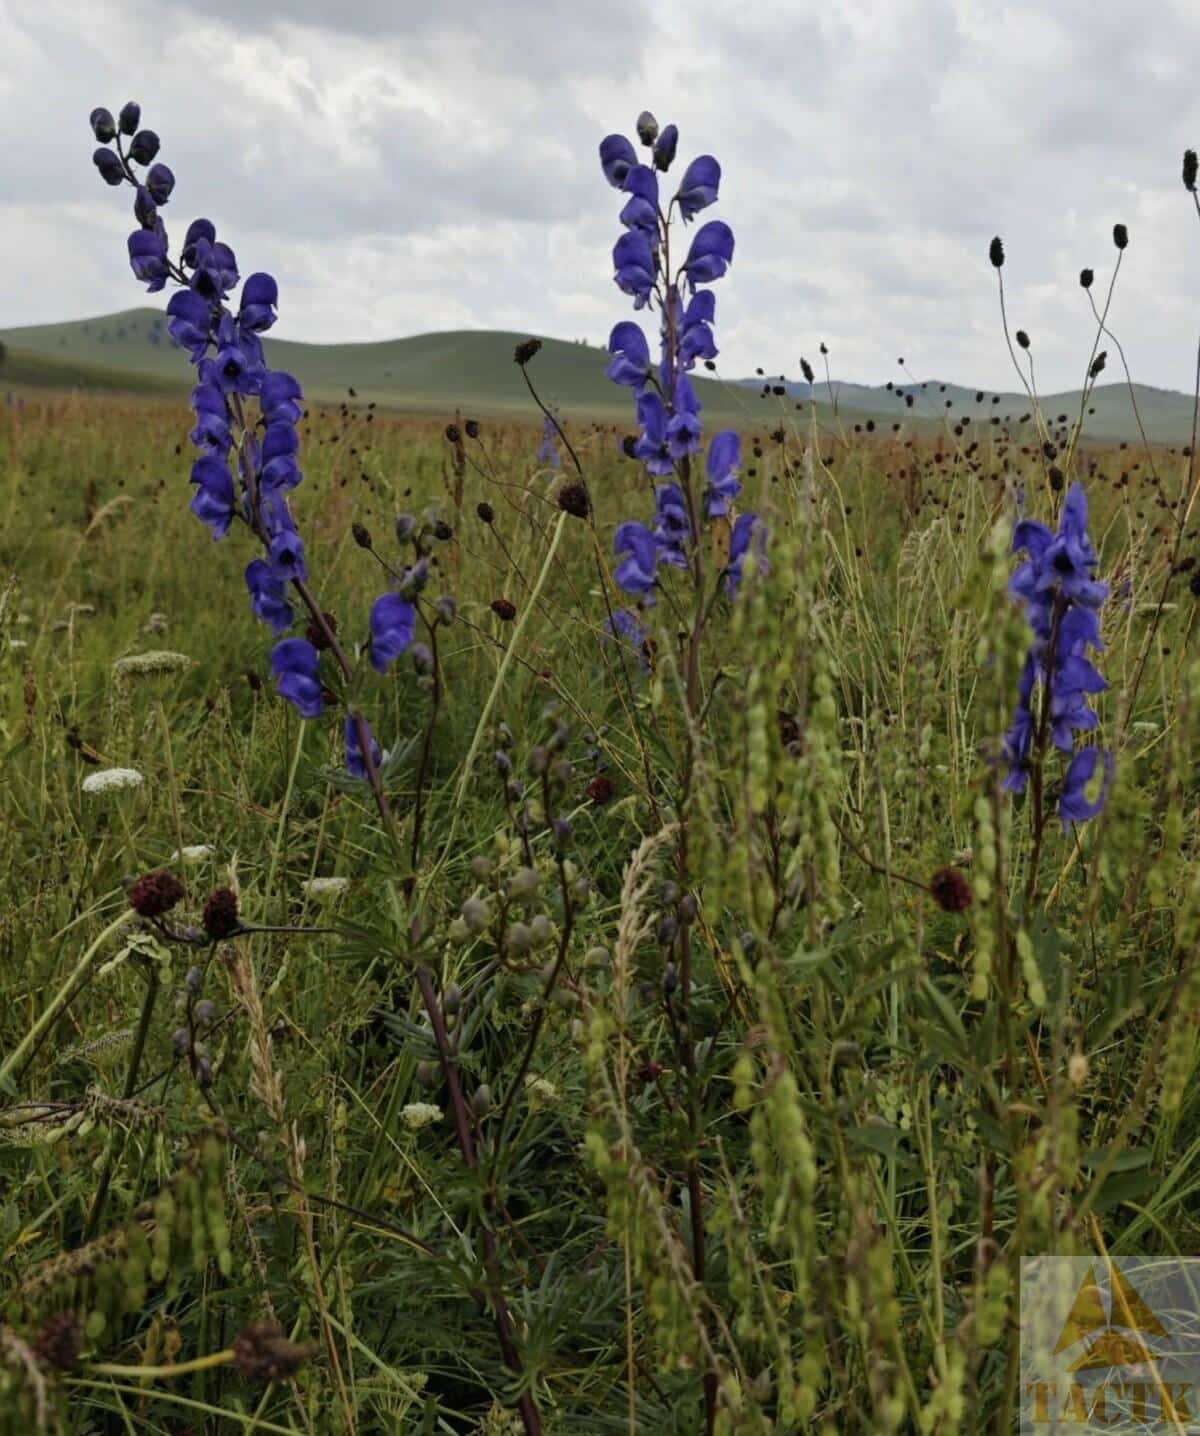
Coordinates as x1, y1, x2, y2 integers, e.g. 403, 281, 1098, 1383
0, 308, 775, 427
2, 307, 1197, 443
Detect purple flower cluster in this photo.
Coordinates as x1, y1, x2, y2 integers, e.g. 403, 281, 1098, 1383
89, 102, 396, 773
598, 112, 763, 638
1002, 482, 1113, 827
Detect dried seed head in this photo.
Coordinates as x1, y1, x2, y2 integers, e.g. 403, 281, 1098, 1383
800, 357, 815, 384
514, 337, 542, 366
34, 1311, 83, 1372
203, 887, 240, 940
304, 612, 338, 651
930, 866, 972, 913
1089, 351, 1107, 379
129, 869, 184, 918
557, 481, 591, 519
233, 1321, 319, 1384
586, 774, 614, 804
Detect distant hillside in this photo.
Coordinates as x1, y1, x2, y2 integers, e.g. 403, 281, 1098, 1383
0, 309, 773, 426
2, 308, 1196, 443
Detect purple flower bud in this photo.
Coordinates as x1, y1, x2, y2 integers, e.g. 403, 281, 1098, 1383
118, 101, 141, 136
90, 107, 116, 143
636, 110, 659, 145
146, 162, 175, 205
93, 148, 124, 186
133, 185, 157, 228
128, 129, 160, 165
653, 124, 678, 171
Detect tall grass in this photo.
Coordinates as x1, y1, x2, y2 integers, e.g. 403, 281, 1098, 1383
2, 379, 1199, 1432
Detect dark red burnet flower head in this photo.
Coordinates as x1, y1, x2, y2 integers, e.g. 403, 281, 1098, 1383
491, 598, 517, 621
557, 481, 591, 519
203, 887, 240, 940
586, 774, 615, 805
34, 1311, 83, 1372
930, 866, 972, 913
129, 869, 185, 918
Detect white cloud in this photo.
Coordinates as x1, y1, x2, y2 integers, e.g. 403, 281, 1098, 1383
4, 0, 1200, 392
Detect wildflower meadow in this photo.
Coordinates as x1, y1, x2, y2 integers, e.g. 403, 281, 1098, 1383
5, 84, 1200, 1436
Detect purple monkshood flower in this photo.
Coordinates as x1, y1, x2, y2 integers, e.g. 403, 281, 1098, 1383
653, 483, 690, 567
167, 290, 214, 361
189, 456, 236, 537
604, 608, 651, 670
725, 513, 767, 596
1060, 747, 1113, 829
190, 380, 232, 455
245, 559, 294, 634
370, 593, 417, 673
272, 638, 324, 718
683, 221, 734, 288
268, 525, 307, 582
189, 232, 239, 301
613, 230, 658, 308
705, 430, 741, 517
239, 272, 278, 333
619, 165, 659, 238
607, 322, 651, 390
261, 420, 302, 492
345, 713, 382, 780
536, 414, 561, 468
128, 226, 170, 291
614, 522, 658, 597
666, 374, 702, 460
633, 392, 674, 476
600, 134, 637, 188
675, 155, 720, 222
261, 371, 304, 426
1003, 481, 1111, 822
679, 291, 717, 369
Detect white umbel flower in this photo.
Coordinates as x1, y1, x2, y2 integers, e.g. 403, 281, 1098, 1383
401, 1103, 442, 1131
81, 767, 145, 795
171, 844, 215, 864
302, 876, 349, 897
112, 650, 193, 677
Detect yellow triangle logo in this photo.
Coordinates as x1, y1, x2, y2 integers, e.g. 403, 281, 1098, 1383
1053, 1263, 1168, 1372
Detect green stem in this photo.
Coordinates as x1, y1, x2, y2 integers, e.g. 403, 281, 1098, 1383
0, 907, 131, 1093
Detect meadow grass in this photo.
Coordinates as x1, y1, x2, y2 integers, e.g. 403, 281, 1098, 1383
2, 384, 1199, 1433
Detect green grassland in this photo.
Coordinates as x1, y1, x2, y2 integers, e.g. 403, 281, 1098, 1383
2, 384, 1200, 1433
5, 307, 1198, 443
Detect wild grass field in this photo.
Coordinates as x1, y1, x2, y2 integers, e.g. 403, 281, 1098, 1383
3, 375, 1200, 1434
5, 97, 1200, 1436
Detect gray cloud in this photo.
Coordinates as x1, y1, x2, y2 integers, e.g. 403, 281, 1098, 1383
4, 0, 1200, 392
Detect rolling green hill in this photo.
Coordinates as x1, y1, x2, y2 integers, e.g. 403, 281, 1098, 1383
0, 308, 776, 426
1, 307, 1196, 443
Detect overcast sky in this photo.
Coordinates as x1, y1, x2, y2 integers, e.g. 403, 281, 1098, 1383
5, 0, 1200, 392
